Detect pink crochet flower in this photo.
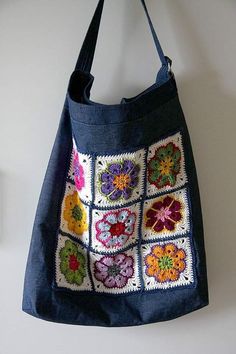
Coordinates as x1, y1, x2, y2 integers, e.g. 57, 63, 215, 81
94, 254, 134, 288
73, 149, 85, 191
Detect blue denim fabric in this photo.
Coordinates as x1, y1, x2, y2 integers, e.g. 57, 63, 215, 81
22, 0, 208, 326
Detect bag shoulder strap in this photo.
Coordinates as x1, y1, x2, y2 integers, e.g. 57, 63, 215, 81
75, 0, 171, 79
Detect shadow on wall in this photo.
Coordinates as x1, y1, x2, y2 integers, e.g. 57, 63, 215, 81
0, 171, 3, 242
164, 0, 236, 323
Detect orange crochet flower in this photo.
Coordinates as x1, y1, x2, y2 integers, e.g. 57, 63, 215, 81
63, 191, 88, 236
145, 243, 186, 283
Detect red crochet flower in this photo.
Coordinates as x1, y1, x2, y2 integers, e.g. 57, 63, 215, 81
145, 196, 182, 232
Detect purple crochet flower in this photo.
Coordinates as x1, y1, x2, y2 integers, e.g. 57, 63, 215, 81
100, 160, 140, 201
94, 253, 134, 288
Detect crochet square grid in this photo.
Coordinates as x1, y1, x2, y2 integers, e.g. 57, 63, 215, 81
94, 148, 146, 208
55, 234, 92, 291
90, 246, 141, 294
54, 130, 195, 294
141, 238, 194, 290
142, 187, 190, 242
60, 182, 90, 246
147, 131, 187, 197
91, 202, 141, 254
67, 138, 92, 204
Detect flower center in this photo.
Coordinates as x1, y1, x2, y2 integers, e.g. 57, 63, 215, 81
69, 254, 80, 271
156, 207, 172, 222
74, 163, 80, 177
113, 173, 131, 190
109, 222, 126, 236
158, 256, 173, 270
158, 156, 174, 176
107, 264, 121, 277
71, 205, 83, 221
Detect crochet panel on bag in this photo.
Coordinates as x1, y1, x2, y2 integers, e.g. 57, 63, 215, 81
54, 131, 195, 295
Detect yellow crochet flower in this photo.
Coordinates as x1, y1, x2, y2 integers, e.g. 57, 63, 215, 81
158, 155, 174, 176
63, 191, 88, 236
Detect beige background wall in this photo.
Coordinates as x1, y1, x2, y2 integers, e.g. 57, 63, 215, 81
0, 0, 235, 353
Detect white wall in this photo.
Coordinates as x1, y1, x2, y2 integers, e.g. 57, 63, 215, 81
0, 0, 236, 353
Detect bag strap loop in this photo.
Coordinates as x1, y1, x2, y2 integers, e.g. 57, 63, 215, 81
75, 0, 170, 76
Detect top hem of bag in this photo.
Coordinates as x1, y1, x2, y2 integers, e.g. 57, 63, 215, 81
66, 76, 178, 125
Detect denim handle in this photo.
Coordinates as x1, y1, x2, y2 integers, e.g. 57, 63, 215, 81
75, 0, 169, 73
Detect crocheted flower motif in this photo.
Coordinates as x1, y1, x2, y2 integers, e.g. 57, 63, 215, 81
148, 142, 181, 189
145, 243, 186, 283
59, 240, 86, 285
94, 254, 134, 288
100, 160, 140, 201
145, 195, 182, 232
95, 209, 136, 249
63, 191, 88, 235
73, 149, 85, 191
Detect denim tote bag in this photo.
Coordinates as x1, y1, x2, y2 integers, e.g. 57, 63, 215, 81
22, 0, 209, 326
